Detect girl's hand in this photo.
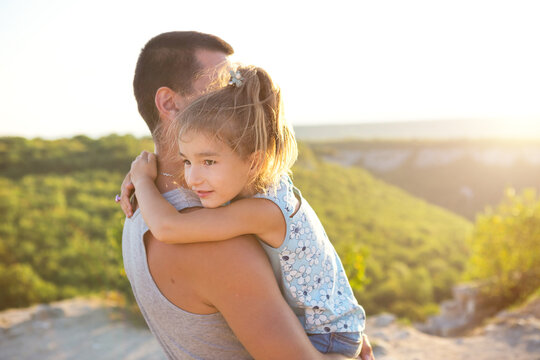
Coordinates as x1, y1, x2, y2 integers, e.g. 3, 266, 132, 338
130, 151, 157, 187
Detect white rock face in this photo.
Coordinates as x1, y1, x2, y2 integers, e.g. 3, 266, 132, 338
324, 144, 540, 172
415, 148, 466, 167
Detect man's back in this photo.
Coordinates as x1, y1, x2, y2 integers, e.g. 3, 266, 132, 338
122, 188, 252, 360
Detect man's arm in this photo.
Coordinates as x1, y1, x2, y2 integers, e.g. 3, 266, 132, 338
195, 235, 350, 360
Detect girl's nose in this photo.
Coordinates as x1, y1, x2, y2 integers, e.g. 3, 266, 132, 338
185, 166, 203, 187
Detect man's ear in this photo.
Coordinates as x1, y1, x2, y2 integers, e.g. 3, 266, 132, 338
155, 87, 186, 122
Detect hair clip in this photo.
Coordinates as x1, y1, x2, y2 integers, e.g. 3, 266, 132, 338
228, 70, 244, 87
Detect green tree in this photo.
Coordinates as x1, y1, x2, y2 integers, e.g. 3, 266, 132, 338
466, 188, 540, 305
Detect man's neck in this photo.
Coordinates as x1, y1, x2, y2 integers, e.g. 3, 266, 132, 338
154, 142, 183, 194
155, 168, 181, 194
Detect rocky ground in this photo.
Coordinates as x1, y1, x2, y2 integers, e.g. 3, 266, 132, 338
368, 310, 540, 360
1, 297, 539, 360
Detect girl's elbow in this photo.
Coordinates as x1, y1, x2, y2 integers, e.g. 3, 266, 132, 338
153, 223, 187, 244
151, 224, 175, 244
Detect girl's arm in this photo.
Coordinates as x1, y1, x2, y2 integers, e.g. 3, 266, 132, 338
130, 151, 285, 248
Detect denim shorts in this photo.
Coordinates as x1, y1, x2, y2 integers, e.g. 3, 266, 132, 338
308, 332, 363, 358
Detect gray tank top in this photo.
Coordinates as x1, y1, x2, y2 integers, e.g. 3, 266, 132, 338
122, 188, 252, 360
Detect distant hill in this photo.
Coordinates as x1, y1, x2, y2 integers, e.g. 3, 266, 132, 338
309, 139, 540, 220
294, 119, 540, 141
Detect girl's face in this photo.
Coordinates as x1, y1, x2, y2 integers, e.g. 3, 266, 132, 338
179, 132, 256, 208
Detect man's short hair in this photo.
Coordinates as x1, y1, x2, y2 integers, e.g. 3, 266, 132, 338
133, 31, 234, 133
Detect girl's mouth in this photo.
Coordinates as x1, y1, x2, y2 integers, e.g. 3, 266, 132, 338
195, 190, 213, 198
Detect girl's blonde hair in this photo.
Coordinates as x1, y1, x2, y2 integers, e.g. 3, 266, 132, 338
177, 65, 297, 193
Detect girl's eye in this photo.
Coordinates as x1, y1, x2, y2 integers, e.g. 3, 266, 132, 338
183, 159, 191, 166
204, 160, 216, 166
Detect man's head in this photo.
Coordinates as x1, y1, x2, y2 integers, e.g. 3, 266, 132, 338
133, 31, 233, 136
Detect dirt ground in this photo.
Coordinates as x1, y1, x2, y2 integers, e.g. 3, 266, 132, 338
1, 297, 539, 360
0, 298, 166, 360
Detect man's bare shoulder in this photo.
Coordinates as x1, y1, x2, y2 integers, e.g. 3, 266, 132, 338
186, 235, 270, 277
168, 234, 274, 312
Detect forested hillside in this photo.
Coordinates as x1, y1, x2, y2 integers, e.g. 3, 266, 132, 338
1, 136, 474, 320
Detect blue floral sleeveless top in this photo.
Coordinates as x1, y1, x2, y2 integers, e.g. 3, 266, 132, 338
254, 175, 366, 334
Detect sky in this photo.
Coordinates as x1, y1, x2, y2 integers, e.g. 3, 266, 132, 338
0, 0, 539, 139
